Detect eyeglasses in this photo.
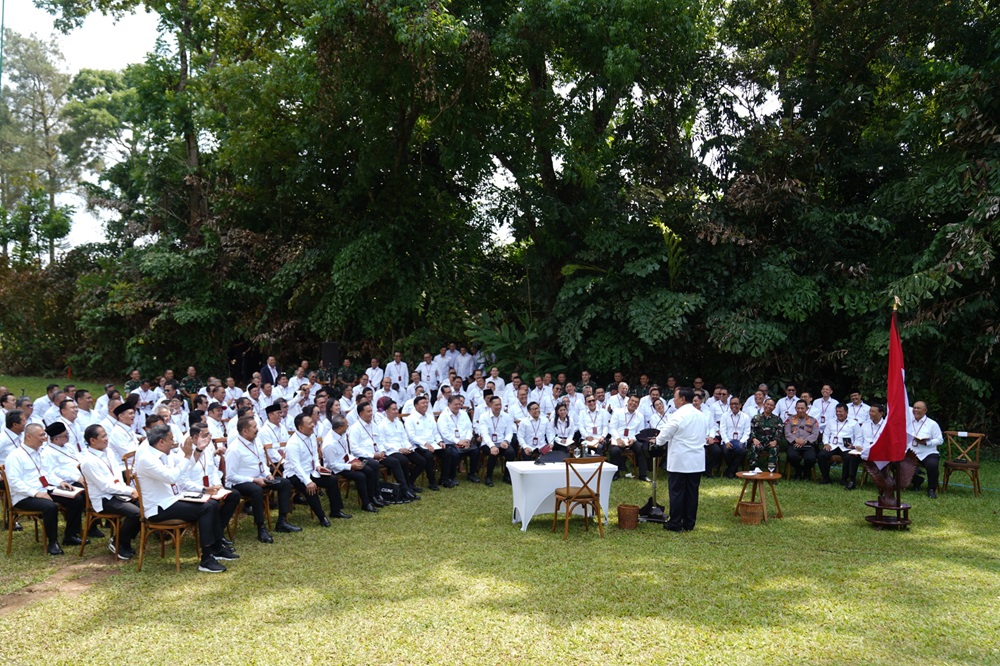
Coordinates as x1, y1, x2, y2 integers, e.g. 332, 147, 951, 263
586, 399, 595, 403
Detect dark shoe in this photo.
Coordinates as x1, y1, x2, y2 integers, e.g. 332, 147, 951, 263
440, 479, 454, 488
404, 491, 420, 501
293, 493, 308, 505
912, 476, 925, 491
257, 527, 274, 544
87, 525, 105, 538
928, 489, 937, 499
845, 482, 856, 490
330, 510, 352, 520
319, 516, 332, 527
485, 477, 494, 487
117, 547, 135, 561
14, 521, 23, 532
62, 535, 84, 546
612, 472, 621, 481
502, 476, 512, 485
638, 476, 651, 483
214, 546, 240, 561
372, 497, 388, 507
198, 556, 226, 573
47, 542, 64, 556
220, 537, 234, 549
820, 478, 832, 485
275, 519, 302, 533
468, 474, 481, 483
363, 503, 379, 513
428, 484, 440, 491
411, 486, 423, 493
663, 525, 683, 532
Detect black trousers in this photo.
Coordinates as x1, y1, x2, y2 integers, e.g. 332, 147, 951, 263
389, 451, 426, 487
378, 454, 408, 486
704, 442, 723, 476
216, 489, 242, 529
609, 443, 649, 478
231, 478, 292, 527
842, 452, 862, 485
100, 496, 141, 546
150, 499, 221, 548
14, 495, 79, 543
444, 444, 479, 480
915, 454, 940, 490
410, 447, 436, 485
722, 441, 747, 477
817, 448, 848, 482
786, 444, 817, 476
289, 474, 343, 518
338, 462, 380, 506
482, 443, 516, 477
666, 471, 701, 531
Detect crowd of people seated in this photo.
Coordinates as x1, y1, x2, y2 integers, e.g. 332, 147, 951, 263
0, 343, 947, 571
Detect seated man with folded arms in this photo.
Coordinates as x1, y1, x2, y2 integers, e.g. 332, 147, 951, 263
478, 396, 515, 486
609, 395, 650, 481
721, 396, 751, 479
322, 414, 384, 512
908, 400, 944, 499
516, 401, 552, 461
403, 395, 441, 491
80, 423, 141, 559
225, 416, 300, 543
818, 404, 861, 486
6, 423, 86, 554
784, 400, 820, 480
437, 395, 481, 487
577, 393, 609, 455
134, 424, 237, 572
176, 422, 242, 539
377, 400, 425, 500
285, 413, 351, 526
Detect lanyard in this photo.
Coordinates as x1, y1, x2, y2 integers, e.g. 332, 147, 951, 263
240, 437, 266, 474
21, 445, 43, 475
730, 413, 741, 433
912, 417, 927, 439
833, 420, 848, 440
869, 420, 886, 442
556, 419, 569, 436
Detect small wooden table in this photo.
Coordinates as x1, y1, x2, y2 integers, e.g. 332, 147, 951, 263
734, 471, 783, 522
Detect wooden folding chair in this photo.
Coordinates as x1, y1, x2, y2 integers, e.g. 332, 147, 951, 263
133, 475, 200, 572
942, 431, 984, 497
121, 451, 136, 484
2, 465, 48, 556
551, 457, 605, 540
78, 475, 124, 559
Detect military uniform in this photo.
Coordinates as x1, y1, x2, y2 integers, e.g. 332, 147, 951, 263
337, 365, 357, 386
747, 413, 784, 470
123, 380, 141, 393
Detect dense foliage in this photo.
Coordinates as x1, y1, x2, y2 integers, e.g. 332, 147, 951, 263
0, 1, 998, 432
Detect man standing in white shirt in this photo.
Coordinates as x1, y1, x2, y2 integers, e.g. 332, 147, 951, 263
908, 401, 944, 498
416, 352, 440, 398
478, 396, 515, 486
433, 347, 451, 385
386, 351, 409, 389
775, 384, 799, 423
846, 391, 871, 425
453, 345, 475, 381
366, 358, 385, 387
655, 388, 706, 532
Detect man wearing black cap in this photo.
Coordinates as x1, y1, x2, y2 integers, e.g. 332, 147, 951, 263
45, 419, 104, 542
5, 423, 86, 553
225, 415, 300, 543
259, 403, 289, 471
108, 403, 139, 462
79, 423, 142, 559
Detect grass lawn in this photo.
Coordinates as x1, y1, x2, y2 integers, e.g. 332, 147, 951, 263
0, 376, 106, 402
2, 453, 998, 665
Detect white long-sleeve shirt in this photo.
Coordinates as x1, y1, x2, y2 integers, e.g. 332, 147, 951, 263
108, 421, 138, 463
437, 410, 473, 445
41, 443, 80, 484
321, 430, 353, 474
366, 366, 385, 387
609, 408, 646, 442
478, 411, 515, 446
5, 445, 57, 505
656, 403, 707, 473
386, 361, 409, 387
347, 420, 380, 458
377, 417, 410, 454
224, 436, 270, 486
133, 444, 200, 517
516, 417, 551, 452
908, 415, 944, 460
577, 406, 609, 440
79, 448, 132, 511
405, 412, 442, 449
551, 415, 575, 445
823, 417, 861, 452
719, 410, 752, 444
285, 431, 322, 482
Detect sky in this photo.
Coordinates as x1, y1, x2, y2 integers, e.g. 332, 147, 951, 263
3, 0, 161, 247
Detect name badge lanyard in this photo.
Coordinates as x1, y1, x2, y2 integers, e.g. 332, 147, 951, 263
22, 445, 48, 487
491, 416, 500, 443
588, 409, 599, 435
623, 411, 636, 437
730, 413, 741, 439
241, 437, 266, 475
832, 420, 848, 447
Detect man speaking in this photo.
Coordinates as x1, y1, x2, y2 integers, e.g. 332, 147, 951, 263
655, 387, 705, 532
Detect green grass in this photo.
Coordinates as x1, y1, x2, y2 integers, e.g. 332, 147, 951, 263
2, 458, 999, 665
0, 375, 106, 402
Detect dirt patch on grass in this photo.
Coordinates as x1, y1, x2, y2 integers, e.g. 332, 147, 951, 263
0, 557, 119, 617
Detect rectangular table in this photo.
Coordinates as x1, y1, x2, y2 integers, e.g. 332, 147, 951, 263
507, 460, 617, 532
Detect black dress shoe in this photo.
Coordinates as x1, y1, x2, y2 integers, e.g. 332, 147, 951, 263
319, 516, 332, 527
87, 525, 105, 538
440, 479, 453, 488
62, 535, 84, 546
214, 546, 240, 561
468, 474, 481, 483
275, 519, 302, 533
372, 497, 387, 507
14, 521, 23, 532
117, 547, 135, 561
928, 489, 937, 499
220, 537, 234, 548
405, 491, 420, 501
411, 486, 423, 493
502, 476, 512, 485
257, 527, 274, 543
428, 484, 440, 491
331, 510, 352, 519
484, 477, 494, 487
363, 503, 379, 513
293, 494, 308, 505
48, 542, 64, 556
845, 482, 856, 490
663, 524, 683, 532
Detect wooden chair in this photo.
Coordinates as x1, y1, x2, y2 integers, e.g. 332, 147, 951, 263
942, 431, 984, 497
133, 475, 200, 572
78, 475, 124, 558
121, 451, 136, 484
2, 465, 48, 556
551, 457, 605, 540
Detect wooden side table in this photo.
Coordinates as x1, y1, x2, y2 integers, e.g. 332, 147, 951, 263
734, 471, 783, 522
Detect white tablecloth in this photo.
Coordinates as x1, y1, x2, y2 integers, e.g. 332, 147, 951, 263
507, 460, 617, 532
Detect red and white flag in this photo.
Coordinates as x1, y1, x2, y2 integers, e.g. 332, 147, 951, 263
869, 310, 911, 463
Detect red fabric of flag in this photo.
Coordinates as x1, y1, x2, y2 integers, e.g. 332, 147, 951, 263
870, 311, 910, 462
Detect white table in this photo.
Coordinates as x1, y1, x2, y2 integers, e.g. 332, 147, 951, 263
507, 461, 617, 532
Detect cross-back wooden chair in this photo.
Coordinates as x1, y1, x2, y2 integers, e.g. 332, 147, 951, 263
77, 474, 124, 558
551, 457, 605, 540
942, 431, 984, 497
133, 475, 200, 572
2, 465, 49, 556
121, 451, 136, 484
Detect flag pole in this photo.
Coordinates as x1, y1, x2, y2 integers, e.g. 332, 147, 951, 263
892, 296, 901, 511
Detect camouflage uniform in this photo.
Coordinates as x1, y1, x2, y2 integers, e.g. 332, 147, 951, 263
179, 376, 203, 396
748, 413, 784, 470
337, 364, 357, 386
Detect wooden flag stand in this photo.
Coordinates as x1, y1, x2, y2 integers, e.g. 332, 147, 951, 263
864, 461, 912, 530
